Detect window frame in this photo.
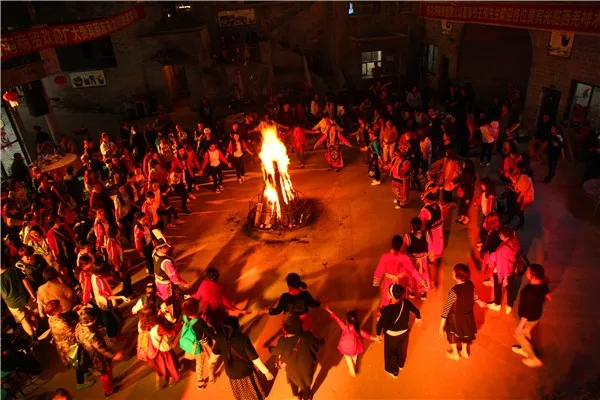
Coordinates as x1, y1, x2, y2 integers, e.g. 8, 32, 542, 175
423, 43, 438, 75
361, 50, 383, 79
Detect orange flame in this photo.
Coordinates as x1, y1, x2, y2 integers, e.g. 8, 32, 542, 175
259, 127, 295, 218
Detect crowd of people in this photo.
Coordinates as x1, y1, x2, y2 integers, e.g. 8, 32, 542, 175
0, 78, 565, 400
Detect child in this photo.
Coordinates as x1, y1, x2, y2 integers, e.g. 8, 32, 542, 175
324, 305, 380, 376
475, 177, 497, 224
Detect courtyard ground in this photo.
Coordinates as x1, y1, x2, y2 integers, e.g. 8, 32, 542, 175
17, 135, 600, 399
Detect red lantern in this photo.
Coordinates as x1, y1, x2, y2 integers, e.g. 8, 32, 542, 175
2, 90, 19, 108
54, 75, 67, 88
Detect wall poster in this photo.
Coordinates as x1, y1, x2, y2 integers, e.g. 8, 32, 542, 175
547, 31, 575, 58
69, 70, 106, 88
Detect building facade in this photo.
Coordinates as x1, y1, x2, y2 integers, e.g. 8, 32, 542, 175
420, 2, 600, 131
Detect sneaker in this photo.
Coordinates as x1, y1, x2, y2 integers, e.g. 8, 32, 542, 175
219, 185, 225, 191
393, 199, 398, 204
371, 180, 381, 186
77, 380, 95, 391
239, 179, 243, 184
166, 223, 176, 228
420, 293, 427, 301
460, 349, 469, 359
197, 379, 207, 390
387, 372, 398, 379
182, 208, 191, 215
511, 345, 528, 357
175, 219, 184, 225
487, 303, 501, 311
408, 293, 415, 299
446, 351, 460, 361
505, 305, 512, 315
215, 188, 221, 193
241, 176, 245, 182
335, 168, 340, 172
188, 193, 197, 200
395, 205, 401, 209
522, 357, 543, 368
300, 164, 305, 168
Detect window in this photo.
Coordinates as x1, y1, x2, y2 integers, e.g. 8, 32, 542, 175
1, 105, 30, 178
568, 81, 600, 130
361, 51, 382, 79
56, 36, 117, 72
423, 44, 438, 74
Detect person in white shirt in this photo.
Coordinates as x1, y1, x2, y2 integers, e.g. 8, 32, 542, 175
99, 133, 117, 161
418, 128, 432, 171
200, 143, 232, 193
480, 119, 499, 166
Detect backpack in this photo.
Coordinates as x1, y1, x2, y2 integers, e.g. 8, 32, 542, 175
179, 316, 202, 355
137, 330, 159, 361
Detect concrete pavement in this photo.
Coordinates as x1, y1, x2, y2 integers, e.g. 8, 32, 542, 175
22, 146, 600, 400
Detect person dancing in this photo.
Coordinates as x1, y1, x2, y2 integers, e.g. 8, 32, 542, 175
389, 146, 411, 209
420, 184, 445, 288
313, 125, 352, 172
439, 264, 486, 360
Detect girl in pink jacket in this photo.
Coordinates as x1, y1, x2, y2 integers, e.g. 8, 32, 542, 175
488, 226, 518, 314
324, 305, 381, 376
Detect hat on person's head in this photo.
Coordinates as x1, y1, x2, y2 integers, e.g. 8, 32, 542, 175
389, 284, 406, 300
154, 238, 171, 251
422, 183, 440, 203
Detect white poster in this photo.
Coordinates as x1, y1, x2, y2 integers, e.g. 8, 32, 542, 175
70, 70, 107, 88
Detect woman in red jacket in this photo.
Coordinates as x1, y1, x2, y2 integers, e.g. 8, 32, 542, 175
190, 267, 248, 328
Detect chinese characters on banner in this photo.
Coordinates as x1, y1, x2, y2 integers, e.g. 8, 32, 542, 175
420, 2, 600, 35
1, 7, 145, 61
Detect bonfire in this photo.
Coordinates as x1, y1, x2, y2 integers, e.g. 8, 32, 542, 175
248, 127, 310, 230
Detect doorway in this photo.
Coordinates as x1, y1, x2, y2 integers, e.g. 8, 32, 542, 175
457, 24, 532, 110
162, 64, 190, 101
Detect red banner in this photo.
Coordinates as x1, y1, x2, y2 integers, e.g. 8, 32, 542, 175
420, 2, 600, 35
1, 7, 145, 61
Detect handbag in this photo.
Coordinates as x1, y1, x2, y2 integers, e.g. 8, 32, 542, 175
67, 343, 84, 369
513, 249, 530, 276
275, 337, 301, 370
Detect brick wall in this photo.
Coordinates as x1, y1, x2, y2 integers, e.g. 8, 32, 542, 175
524, 31, 600, 130
424, 19, 600, 132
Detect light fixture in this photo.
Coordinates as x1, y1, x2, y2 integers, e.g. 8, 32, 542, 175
2, 90, 19, 108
